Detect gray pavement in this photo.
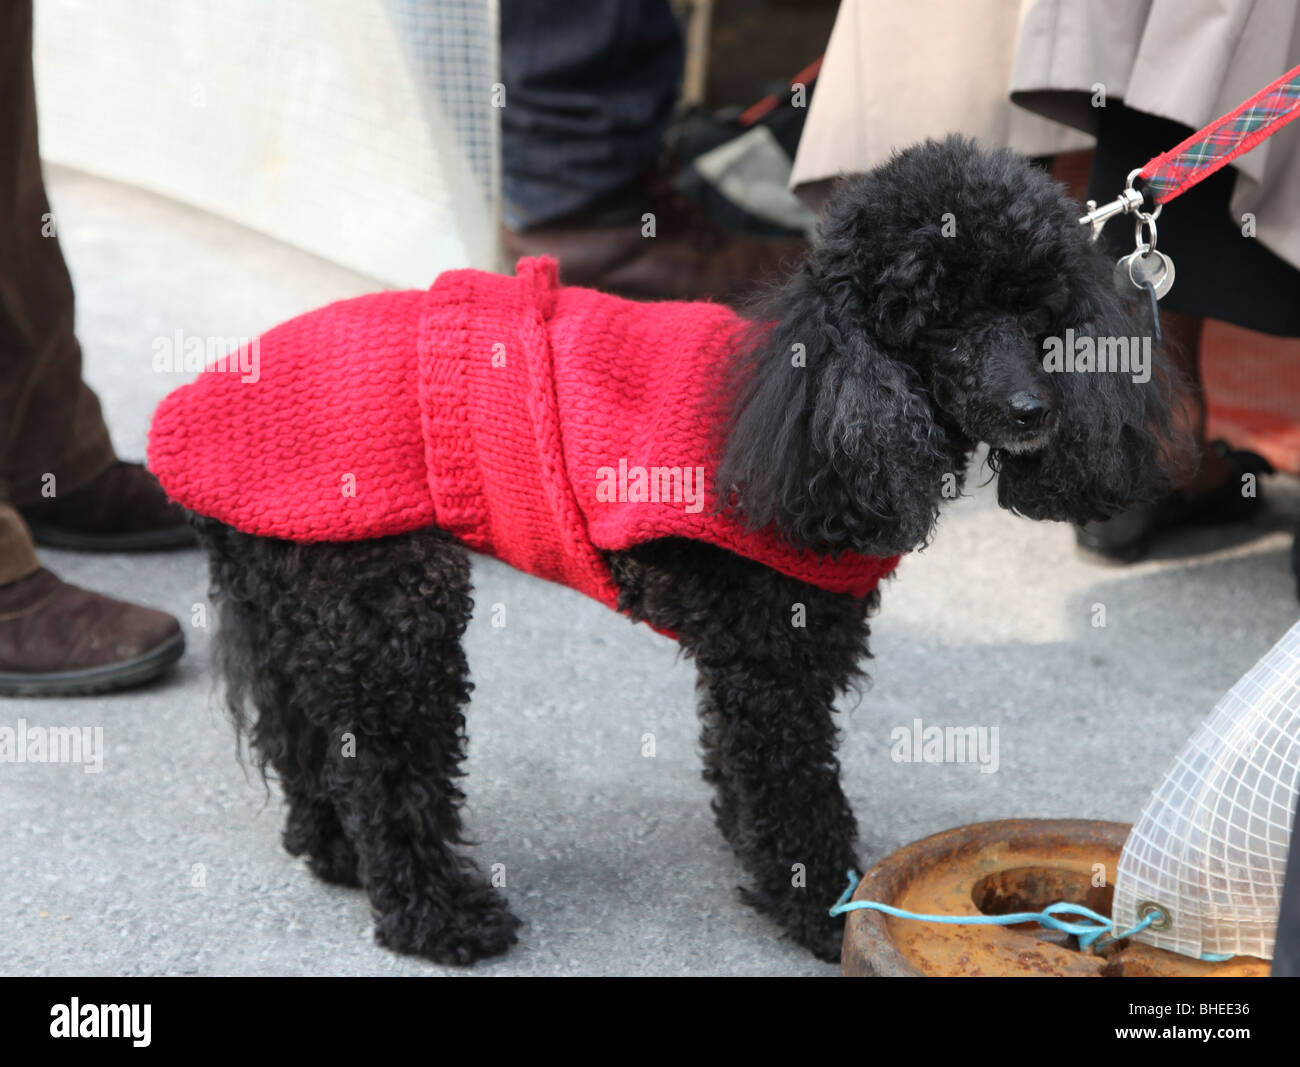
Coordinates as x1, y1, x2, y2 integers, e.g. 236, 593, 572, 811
2, 167, 1298, 977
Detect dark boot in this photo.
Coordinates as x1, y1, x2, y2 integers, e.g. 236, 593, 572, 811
1076, 442, 1274, 563
503, 172, 806, 304
0, 568, 184, 696
20, 461, 195, 551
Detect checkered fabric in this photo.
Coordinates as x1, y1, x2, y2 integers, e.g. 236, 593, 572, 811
1139, 62, 1300, 204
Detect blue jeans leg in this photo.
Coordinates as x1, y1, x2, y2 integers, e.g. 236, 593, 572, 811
500, 0, 683, 229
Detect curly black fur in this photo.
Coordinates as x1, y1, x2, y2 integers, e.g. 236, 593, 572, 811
196, 138, 1195, 966
718, 136, 1193, 555
197, 518, 521, 964
611, 538, 875, 960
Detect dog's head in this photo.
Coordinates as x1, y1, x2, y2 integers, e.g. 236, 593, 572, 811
719, 136, 1193, 556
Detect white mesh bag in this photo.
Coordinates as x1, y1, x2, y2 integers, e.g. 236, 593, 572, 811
1113, 620, 1300, 960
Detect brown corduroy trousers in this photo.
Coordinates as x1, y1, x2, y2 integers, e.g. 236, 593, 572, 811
0, 0, 117, 584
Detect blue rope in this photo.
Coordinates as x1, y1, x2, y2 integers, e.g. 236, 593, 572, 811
828, 870, 1158, 952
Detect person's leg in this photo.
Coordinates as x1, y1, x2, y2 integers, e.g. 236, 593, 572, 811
500, 0, 683, 229
0, 0, 114, 504
0, 0, 192, 551
0, 2, 184, 694
498, 0, 806, 303
1157, 308, 1231, 493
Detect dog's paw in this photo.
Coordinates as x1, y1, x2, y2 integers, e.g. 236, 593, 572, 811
283, 825, 361, 887
305, 838, 361, 888
738, 885, 845, 964
375, 884, 522, 966
789, 915, 847, 963
282, 806, 361, 887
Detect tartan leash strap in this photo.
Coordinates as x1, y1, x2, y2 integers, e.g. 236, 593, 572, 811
1138, 60, 1300, 204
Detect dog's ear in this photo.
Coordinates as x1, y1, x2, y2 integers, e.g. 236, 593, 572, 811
717, 266, 957, 556
993, 261, 1195, 522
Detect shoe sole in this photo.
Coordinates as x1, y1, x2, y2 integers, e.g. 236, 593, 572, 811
0, 631, 186, 697
1074, 535, 1152, 566
24, 520, 197, 552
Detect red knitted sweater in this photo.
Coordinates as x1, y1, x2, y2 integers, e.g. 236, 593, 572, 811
148, 257, 899, 617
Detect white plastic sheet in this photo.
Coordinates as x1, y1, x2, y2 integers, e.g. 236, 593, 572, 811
34, 0, 500, 286
1114, 621, 1300, 960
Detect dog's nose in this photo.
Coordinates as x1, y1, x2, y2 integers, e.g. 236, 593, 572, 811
1008, 391, 1056, 432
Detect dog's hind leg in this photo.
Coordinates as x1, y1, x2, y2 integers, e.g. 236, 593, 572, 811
280, 767, 360, 887
197, 519, 360, 887
613, 539, 875, 962
695, 679, 740, 844
200, 520, 519, 965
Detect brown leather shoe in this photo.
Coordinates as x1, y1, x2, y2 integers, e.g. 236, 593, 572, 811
504, 177, 807, 304
0, 568, 184, 696
20, 460, 196, 551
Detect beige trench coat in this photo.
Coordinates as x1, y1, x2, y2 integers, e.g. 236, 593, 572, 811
794, 0, 1300, 269
789, 0, 1090, 200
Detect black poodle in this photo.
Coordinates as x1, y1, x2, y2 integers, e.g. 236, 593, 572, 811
187, 138, 1191, 965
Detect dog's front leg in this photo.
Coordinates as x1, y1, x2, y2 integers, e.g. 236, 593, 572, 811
694, 649, 863, 962
615, 542, 874, 962
690, 582, 872, 962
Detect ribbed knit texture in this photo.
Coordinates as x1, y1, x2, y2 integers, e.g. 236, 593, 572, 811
148, 287, 434, 542
149, 257, 899, 618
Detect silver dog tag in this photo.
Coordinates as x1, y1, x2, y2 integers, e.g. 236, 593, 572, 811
1113, 248, 1176, 300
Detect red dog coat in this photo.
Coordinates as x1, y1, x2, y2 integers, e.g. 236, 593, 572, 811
148, 258, 899, 617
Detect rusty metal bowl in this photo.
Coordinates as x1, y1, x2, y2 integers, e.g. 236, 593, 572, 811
841, 819, 1269, 977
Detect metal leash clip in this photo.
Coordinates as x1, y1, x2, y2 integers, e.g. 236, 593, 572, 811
1078, 168, 1155, 241
1080, 168, 1177, 302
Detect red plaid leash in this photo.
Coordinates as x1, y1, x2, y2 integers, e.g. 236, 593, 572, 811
1077, 64, 1300, 306
1080, 58, 1300, 294
1139, 61, 1300, 204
